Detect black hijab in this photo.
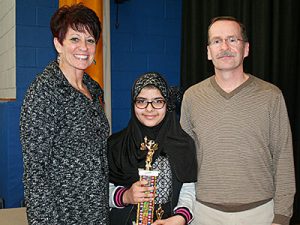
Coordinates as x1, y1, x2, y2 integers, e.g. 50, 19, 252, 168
108, 72, 197, 186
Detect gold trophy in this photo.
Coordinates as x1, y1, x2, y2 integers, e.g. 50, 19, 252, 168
135, 137, 164, 225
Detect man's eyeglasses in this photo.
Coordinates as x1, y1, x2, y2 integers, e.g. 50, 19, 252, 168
135, 98, 166, 109
208, 36, 244, 47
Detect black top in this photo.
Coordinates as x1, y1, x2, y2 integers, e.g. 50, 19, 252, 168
108, 111, 197, 186
108, 72, 197, 225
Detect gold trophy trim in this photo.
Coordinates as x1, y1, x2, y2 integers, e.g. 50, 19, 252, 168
140, 136, 158, 171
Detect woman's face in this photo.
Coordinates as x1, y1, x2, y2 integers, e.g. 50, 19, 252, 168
54, 27, 96, 74
134, 87, 167, 127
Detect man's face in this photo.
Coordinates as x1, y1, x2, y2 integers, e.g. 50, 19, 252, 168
207, 20, 249, 73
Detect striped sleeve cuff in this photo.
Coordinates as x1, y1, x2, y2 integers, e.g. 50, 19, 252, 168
113, 186, 128, 207
174, 207, 193, 224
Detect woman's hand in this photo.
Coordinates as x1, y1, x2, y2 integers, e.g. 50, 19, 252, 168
123, 180, 154, 204
152, 215, 186, 225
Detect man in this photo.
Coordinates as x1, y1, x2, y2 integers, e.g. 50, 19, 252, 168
180, 16, 295, 225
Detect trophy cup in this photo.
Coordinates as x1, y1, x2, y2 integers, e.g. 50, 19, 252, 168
135, 137, 164, 225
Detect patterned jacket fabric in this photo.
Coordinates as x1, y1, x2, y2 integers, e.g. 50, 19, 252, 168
20, 61, 110, 225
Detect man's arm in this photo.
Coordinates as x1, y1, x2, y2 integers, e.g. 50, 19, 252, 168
270, 93, 296, 225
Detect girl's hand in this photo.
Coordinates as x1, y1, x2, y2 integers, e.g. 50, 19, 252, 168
123, 180, 154, 204
152, 215, 186, 225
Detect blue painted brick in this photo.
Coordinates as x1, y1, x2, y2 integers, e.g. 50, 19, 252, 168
17, 0, 58, 8
147, 18, 181, 36
111, 6, 148, 34
16, 6, 36, 25
166, 0, 181, 19
168, 70, 180, 84
111, 33, 132, 53
132, 35, 165, 54
0, 104, 9, 200
8, 142, 23, 168
165, 37, 181, 54
112, 53, 148, 71
111, 90, 131, 109
148, 53, 180, 74
111, 71, 137, 90
131, 0, 165, 19
17, 87, 30, 102
4, 105, 24, 208
112, 108, 131, 132
37, 7, 57, 26
17, 47, 36, 67
17, 26, 53, 47
36, 47, 56, 68
111, 18, 140, 34
163, 70, 180, 86
17, 67, 41, 89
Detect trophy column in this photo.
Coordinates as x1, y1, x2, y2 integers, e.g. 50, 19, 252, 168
134, 137, 163, 225
136, 169, 159, 225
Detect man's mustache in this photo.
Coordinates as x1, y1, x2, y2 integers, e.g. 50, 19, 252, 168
217, 50, 236, 58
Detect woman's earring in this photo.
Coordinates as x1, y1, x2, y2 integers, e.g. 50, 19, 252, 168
57, 55, 60, 63
93, 59, 96, 65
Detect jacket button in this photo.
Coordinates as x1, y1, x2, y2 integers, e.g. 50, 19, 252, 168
96, 129, 102, 136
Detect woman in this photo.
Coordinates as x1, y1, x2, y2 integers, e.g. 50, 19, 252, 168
108, 72, 198, 225
20, 4, 110, 224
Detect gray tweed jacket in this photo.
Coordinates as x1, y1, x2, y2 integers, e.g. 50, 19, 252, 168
20, 61, 110, 225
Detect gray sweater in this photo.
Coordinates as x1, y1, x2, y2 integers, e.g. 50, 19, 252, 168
180, 75, 295, 225
20, 61, 110, 224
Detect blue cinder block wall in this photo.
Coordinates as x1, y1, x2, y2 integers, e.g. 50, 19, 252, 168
0, 0, 182, 208
110, 0, 182, 132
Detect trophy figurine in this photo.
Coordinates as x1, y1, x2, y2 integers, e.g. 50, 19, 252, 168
135, 136, 162, 225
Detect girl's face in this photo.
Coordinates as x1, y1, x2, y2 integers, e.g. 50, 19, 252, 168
134, 87, 167, 127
